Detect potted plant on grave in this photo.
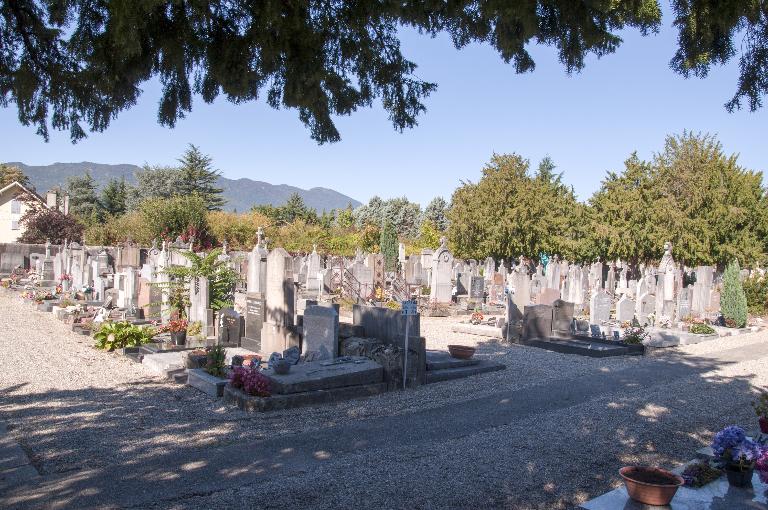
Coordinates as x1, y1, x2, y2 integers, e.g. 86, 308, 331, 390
711, 425, 764, 487
164, 317, 189, 346
751, 391, 768, 434
619, 466, 684, 506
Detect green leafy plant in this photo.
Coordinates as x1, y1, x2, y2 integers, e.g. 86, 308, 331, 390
622, 325, 649, 345
743, 274, 768, 316
94, 321, 155, 350
752, 391, 768, 418
721, 259, 748, 328
384, 300, 401, 310
187, 321, 203, 337
205, 345, 227, 377
156, 248, 239, 314
690, 323, 716, 335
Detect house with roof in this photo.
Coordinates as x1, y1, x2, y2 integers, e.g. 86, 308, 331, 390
0, 181, 64, 243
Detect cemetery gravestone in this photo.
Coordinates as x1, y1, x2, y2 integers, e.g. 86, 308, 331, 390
552, 299, 575, 335
537, 288, 560, 306
589, 291, 611, 324
217, 308, 241, 346
469, 276, 484, 301
302, 305, 339, 360
241, 294, 265, 352
616, 295, 635, 323
677, 287, 692, 321
522, 304, 553, 341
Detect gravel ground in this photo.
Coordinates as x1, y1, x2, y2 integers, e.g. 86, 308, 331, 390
1, 289, 767, 509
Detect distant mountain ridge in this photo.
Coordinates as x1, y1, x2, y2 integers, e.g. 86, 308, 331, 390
6, 162, 361, 212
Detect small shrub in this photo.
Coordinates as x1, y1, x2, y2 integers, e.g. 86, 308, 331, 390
94, 322, 155, 350
743, 274, 768, 316
622, 326, 649, 345
205, 345, 227, 377
384, 300, 401, 310
229, 366, 271, 397
752, 391, 768, 418
690, 323, 715, 335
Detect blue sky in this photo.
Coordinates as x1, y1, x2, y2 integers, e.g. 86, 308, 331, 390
1, 12, 765, 206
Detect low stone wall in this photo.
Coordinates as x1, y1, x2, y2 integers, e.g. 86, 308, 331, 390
352, 304, 420, 342
0, 242, 59, 271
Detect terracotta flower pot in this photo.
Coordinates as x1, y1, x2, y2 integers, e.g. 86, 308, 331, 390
448, 345, 476, 360
759, 416, 768, 434
620, 466, 684, 506
725, 465, 754, 487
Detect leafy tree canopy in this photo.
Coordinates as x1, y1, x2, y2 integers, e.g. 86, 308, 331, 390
66, 171, 102, 222
101, 178, 127, 216
6, 2, 766, 143
0, 163, 32, 189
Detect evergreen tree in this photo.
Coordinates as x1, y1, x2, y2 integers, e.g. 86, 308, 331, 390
66, 171, 103, 221
588, 154, 660, 264
380, 220, 398, 272
422, 197, 450, 231
721, 259, 748, 328
448, 154, 583, 261
101, 178, 127, 216
177, 144, 225, 210
0, 164, 32, 189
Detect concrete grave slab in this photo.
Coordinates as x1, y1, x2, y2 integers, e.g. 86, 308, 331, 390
264, 356, 383, 394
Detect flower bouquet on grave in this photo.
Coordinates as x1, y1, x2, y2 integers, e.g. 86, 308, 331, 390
229, 365, 271, 397
59, 273, 72, 291
470, 311, 484, 325
621, 325, 649, 345
159, 318, 189, 346
711, 425, 764, 487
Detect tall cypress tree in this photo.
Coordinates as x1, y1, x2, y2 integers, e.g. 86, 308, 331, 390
380, 220, 398, 272
177, 144, 226, 211
721, 259, 748, 328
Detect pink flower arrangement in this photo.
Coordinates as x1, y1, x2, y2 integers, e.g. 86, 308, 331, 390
157, 318, 188, 333
229, 366, 271, 397
757, 449, 768, 484
59, 273, 72, 282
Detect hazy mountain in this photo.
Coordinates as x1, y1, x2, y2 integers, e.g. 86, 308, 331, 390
6, 162, 361, 212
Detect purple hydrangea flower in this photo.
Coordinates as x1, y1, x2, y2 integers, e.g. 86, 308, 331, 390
711, 425, 746, 458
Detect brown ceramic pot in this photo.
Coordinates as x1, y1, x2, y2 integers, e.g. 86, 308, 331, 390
620, 466, 684, 506
447, 345, 476, 360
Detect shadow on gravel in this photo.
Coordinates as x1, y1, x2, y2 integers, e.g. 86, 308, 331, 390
0, 344, 765, 510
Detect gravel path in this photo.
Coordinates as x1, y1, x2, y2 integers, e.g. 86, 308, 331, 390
1, 289, 767, 509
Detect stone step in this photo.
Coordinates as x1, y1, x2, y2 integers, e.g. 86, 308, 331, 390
426, 351, 480, 371
425, 360, 506, 383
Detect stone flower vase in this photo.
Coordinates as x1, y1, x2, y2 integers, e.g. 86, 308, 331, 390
171, 330, 187, 346
725, 465, 754, 488
62, 280, 71, 292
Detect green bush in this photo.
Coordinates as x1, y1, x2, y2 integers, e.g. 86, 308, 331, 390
94, 322, 155, 350
690, 323, 715, 335
742, 274, 768, 316
140, 194, 214, 248
721, 259, 748, 328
